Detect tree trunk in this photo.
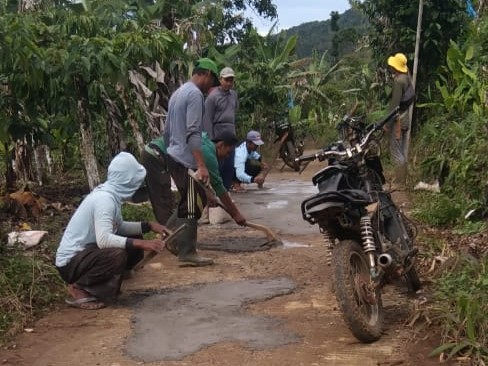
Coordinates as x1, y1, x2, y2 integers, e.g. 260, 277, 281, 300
13, 138, 34, 185
102, 93, 127, 156
118, 81, 145, 155
5, 142, 17, 191
33, 144, 52, 186
76, 81, 100, 190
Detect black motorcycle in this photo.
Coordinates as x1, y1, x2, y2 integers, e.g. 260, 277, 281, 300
296, 106, 421, 343
273, 118, 304, 172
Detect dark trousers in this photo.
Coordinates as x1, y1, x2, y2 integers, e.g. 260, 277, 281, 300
141, 149, 174, 225
219, 150, 235, 191
166, 155, 207, 220
57, 243, 143, 301
234, 159, 263, 183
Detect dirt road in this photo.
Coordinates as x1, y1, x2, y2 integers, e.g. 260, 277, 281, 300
0, 161, 446, 366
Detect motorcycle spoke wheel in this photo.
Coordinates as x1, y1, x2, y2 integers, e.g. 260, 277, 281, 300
333, 240, 383, 343
281, 141, 300, 171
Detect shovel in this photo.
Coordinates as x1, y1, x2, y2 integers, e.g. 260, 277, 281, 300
188, 170, 282, 246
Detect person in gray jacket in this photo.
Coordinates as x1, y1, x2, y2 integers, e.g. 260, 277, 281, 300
202, 66, 238, 190
163, 58, 220, 266
55, 152, 168, 310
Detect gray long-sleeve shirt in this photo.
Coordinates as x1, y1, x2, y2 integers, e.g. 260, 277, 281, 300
164, 81, 204, 169
202, 87, 238, 140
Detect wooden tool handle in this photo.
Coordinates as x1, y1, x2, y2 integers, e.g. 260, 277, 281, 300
133, 223, 187, 271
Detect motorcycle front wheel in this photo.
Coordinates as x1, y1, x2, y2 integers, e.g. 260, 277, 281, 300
333, 239, 383, 343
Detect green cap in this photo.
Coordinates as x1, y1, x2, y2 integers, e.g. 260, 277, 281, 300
195, 58, 220, 87
195, 58, 219, 77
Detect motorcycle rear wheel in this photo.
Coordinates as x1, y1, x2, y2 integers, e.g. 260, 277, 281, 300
333, 240, 383, 343
281, 141, 300, 171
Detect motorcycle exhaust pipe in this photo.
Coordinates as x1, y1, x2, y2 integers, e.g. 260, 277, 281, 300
378, 253, 393, 269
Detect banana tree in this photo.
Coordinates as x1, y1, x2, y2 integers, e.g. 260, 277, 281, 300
1, 0, 183, 190
236, 28, 299, 134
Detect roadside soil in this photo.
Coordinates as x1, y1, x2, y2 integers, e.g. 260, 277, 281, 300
0, 158, 455, 366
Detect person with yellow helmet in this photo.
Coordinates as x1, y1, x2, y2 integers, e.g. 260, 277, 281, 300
387, 53, 415, 187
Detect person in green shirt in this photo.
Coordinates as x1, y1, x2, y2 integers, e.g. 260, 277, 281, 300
141, 130, 246, 266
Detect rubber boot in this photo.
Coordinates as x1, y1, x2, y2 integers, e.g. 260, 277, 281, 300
393, 164, 408, 190
175, 218, 214, 266
165, 210, 177, 228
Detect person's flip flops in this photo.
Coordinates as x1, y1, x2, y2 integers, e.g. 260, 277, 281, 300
65, 297, 106, 310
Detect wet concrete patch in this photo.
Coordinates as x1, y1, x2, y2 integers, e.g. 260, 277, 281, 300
125, 277, 299, 362
198, 235, 279, 252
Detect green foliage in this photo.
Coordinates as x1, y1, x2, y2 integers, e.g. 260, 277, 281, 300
353, 0, 470, 127
0, 1, 184, 184
411, 192, 463, 227
429, 256, 488, 362
416, 233, 446, 258
424, 41, 486, 117
0, 244, 63, 343
453, 221, 487, 236
234, 29, 298, 135
121, 202, 155, 222
413, 112, 488, 218
279, 8, 369, 59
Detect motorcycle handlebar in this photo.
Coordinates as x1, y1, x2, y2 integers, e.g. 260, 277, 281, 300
295, 149, 348, 163
295, 107, 400, 164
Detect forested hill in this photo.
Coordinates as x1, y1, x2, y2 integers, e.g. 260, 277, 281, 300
278, 8, 369, 58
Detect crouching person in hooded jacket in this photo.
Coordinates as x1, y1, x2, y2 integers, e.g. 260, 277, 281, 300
55, 152, 169, 310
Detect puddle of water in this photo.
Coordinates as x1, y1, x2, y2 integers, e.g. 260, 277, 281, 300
281, 240, 310, 248
266, 200, 288, 209
254, 181, 317, 196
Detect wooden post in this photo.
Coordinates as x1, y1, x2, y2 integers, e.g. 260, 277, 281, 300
405, 0, 423, 160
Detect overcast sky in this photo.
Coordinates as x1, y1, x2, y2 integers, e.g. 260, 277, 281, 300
247, 0, 351, 34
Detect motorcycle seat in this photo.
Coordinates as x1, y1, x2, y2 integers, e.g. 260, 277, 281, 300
302, 189, 372, 221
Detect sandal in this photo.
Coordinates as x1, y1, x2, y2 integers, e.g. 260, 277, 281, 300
230, 184, 246, 193
65, 297, 106, 310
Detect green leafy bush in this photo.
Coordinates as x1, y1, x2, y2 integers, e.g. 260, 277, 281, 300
429, 256, 488, 363
412, 111, 488, 225
121, 202, 156, 222
0, 245, 63, 344
411, 192, 463, 227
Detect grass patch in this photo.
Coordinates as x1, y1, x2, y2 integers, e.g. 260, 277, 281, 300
411, 192, 463, 227
0, 243, 64, 345
428, 256, 488, 363
122, 202, 156, 222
